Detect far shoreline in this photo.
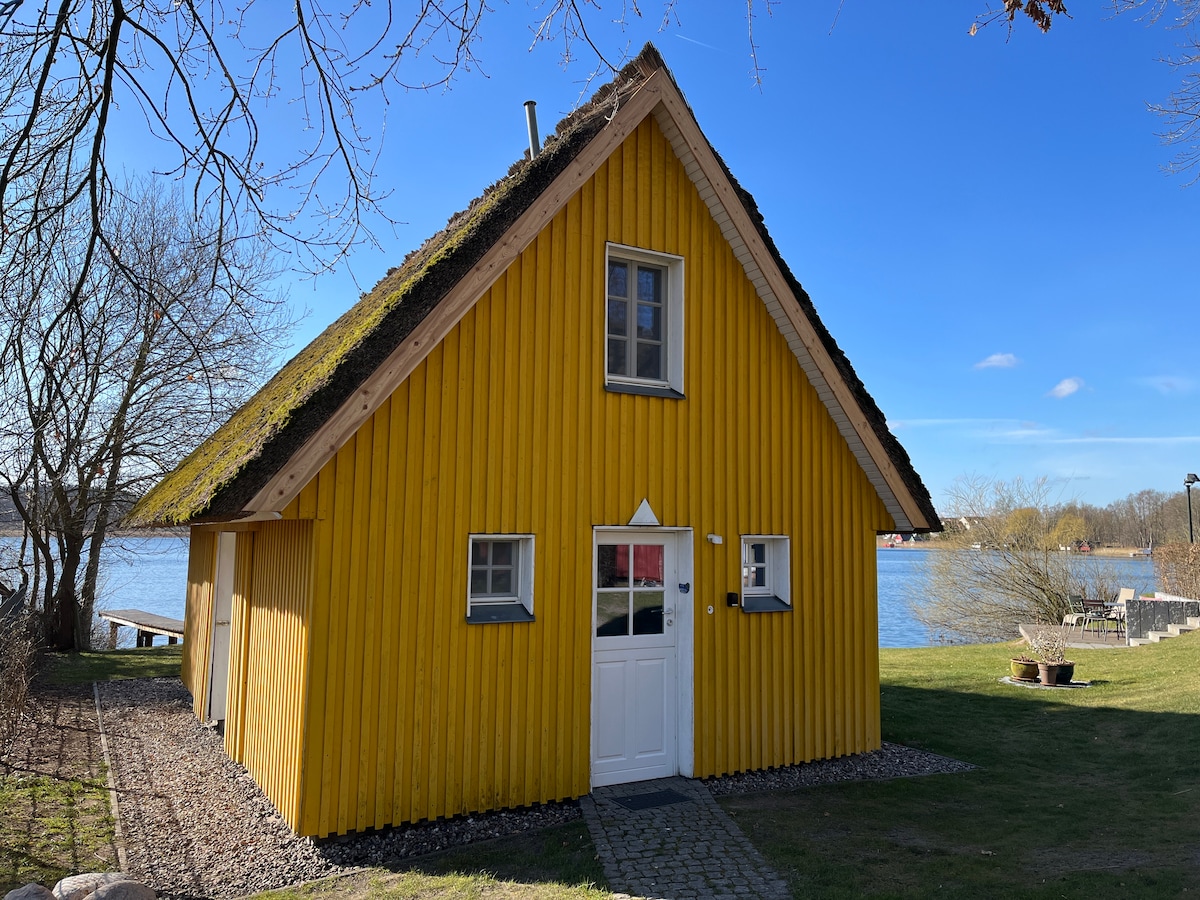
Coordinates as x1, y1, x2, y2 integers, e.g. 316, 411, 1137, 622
876, 538, 1153, 559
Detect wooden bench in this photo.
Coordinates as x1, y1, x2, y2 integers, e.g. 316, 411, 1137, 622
99, 609, 185, 647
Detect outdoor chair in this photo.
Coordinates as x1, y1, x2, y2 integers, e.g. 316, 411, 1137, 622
1107, 587, 1133, 639
1081, 597, 1112, 638
1062, 594, 1088, 635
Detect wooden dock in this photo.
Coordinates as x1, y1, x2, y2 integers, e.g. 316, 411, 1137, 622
99, 609, 185, 648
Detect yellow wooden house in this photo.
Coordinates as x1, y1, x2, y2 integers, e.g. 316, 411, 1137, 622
129, 44, 940, 838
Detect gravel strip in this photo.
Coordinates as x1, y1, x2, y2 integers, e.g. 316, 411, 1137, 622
706, 741, 976, 796
97, 678, 974, 898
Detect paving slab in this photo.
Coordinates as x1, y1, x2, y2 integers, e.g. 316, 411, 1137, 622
580, 777, 789, 900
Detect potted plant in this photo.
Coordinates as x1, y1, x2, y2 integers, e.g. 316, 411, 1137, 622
1009, 654, 1039, 682
1027, 626, 1075, 685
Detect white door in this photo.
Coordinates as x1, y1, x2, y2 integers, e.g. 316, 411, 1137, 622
207, 532, 235, 722
591, 532, 678, 786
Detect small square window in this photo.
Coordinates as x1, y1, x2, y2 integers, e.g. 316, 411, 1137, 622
605, 244, 684, 397
467, 535, 534, 623
740, 536, 791, 613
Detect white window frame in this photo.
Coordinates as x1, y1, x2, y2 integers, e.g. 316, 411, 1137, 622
467, 534, 535, 623
740, 535, 791, 613
604, 243, 684, 397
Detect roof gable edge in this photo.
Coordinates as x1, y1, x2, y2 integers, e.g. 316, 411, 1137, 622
241, 72, 675, 516
647, 90, 934, 530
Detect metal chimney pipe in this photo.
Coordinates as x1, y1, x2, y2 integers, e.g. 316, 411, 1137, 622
524, 100, 540, 159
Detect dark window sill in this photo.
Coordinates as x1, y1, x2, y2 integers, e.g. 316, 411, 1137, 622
742, 596, 792, 613
605, 381, 685, 400
467, 605, 535, 624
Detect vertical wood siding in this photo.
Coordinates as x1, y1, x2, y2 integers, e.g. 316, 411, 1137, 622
182, 529, 216, 718
224, 532, 254, 763
279, 115, 893, 835
228, 520, 314, 829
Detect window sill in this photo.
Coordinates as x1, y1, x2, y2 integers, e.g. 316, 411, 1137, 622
605, 381, 685, 400
467, 606, 535, 624
741, 596, 792, 613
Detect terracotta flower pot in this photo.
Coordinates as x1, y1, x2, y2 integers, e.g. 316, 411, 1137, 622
1037, 662, 1062, 686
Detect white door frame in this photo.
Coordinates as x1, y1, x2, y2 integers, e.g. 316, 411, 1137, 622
206, 531, 236, 722
590, 526, 694, 786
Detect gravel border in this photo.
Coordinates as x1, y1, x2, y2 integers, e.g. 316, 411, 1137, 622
97, 678, 975, 898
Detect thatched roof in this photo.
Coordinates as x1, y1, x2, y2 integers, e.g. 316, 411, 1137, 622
128, 43, 941, 533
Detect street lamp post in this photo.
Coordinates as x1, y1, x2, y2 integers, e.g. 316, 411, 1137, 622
1187, 474, 1199, 544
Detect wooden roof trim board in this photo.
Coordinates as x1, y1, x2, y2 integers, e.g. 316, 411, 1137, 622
649, 89, 929, 531
243, 71, 673, 515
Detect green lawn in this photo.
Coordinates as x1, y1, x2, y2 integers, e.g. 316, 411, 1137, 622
13, 637, 1200, 898
256, 823, 609, 900
40, 645, 183, 685
0, 774, 115, 892
0, 646, 179, 893
721, 634, 1200, 898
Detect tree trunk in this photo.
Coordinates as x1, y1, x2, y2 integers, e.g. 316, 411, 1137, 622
49, 535, 85, 651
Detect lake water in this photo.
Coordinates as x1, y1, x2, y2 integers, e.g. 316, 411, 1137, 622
876, 547, 1157, 646
5, 538, 1161, 648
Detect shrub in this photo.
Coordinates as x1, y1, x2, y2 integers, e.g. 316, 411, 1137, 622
1153, 542, 1200, 600
0, 614, 38, 754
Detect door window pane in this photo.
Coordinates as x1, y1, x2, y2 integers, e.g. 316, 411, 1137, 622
632, 544, 664, 586
596, 591, 629, 637
632, 590, 664, 635
597, 543, 668, 637
598, 544, 629, 589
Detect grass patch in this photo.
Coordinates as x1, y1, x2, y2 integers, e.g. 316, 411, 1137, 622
41, 645, 183, 685
257, 822, 608, 900
0, 774, 115, 892
722, 633, 1200, 898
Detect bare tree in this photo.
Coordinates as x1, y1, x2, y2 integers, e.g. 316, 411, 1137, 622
0, 180, 290, 651
915, 475, 1125, 641
0, 0, 775, 337
974, 1, 1200, 180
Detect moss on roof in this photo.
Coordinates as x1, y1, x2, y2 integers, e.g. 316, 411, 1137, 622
128, 42, 940, 532
126, 50, 659, 527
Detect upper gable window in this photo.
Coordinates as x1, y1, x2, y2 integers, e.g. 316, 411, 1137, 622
605, 244, 684, 398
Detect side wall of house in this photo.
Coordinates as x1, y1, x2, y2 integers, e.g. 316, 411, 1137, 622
223, 520, 314, 829
181, 528, 216, 718
291, 115, 895, 837
224, 532, 254, 762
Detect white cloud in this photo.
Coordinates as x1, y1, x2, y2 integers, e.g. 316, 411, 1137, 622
1051, 434, 1200, 446
1049, 377, 1083, 399
1137, 375, 1197, 395
974, 353, 1018, 369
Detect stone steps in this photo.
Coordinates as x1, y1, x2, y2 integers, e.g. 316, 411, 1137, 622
1129, 616, 1200, 647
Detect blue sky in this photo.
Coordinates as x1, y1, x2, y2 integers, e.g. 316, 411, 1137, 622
255, 2, 1199, 513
